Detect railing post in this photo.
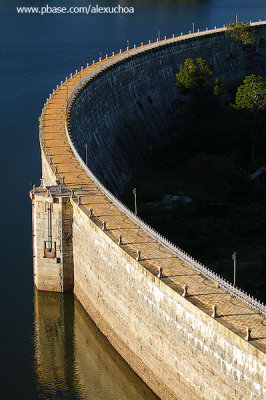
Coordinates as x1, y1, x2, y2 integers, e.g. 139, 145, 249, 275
61, 40, 266, 317
245, 327, 252, 341
212, 305, 218, 318
182, 285, 188, 298
157, 267, 163, 279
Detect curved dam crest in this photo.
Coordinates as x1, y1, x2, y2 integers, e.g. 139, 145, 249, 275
31, 23, 266, 400
69, 26, 266, 195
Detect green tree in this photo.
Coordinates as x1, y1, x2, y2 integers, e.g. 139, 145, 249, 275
234, 75, 266, 113
233, 75, 266, 166
176, 57, 213, 92
226, 21, 255, 45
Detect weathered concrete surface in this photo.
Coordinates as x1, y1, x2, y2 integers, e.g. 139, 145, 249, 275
73, 298, 159, 400
72, 202, 265, 400
41, 149, 57, 187
70, 26, 266, 195
31, 188, 73, 292
33, 24, 266, 400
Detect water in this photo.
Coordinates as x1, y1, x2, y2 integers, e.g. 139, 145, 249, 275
34, 291, 157, 400
0, 1, 265, 399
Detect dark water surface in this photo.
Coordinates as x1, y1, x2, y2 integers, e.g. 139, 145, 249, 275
0, 1, 265, 399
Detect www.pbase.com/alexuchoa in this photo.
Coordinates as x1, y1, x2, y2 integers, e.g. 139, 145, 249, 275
16, 4, 135, 15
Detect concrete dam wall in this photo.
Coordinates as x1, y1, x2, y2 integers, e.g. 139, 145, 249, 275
69, 25, 266, 195
31, 23, 266, 400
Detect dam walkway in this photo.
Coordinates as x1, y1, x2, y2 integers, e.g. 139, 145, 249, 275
40, 25, 266, 354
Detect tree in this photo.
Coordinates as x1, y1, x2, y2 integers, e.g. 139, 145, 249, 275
176, 57, 213, 92
234, 75, 266, 113
226, 22, 255, 45
233, 75, 266, 166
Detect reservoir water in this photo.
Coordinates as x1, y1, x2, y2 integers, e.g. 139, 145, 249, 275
1, 1, 265, 399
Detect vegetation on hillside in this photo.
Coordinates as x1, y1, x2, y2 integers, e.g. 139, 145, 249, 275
232, 75, 266, 167
226, 21, 255, 45
122, 56, 266, 302
175, 57, 213, 93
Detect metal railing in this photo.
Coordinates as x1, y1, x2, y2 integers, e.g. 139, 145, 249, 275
41, 20, 266, 316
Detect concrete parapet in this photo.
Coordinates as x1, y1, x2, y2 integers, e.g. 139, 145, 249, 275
72, 201, 266, 400
33, 21, 266, 400
69, 24, 266, 196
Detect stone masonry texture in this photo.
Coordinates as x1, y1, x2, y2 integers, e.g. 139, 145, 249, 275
33, 25, 266, 400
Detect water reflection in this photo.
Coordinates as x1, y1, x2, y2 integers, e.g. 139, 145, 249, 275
34, 290, 158, 400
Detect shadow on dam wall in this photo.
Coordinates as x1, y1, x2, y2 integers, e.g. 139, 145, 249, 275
69, 26, 266, 196
34, 25, 266, 400
33, 290, 159, 400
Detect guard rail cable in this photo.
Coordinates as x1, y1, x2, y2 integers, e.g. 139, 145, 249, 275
41, 20, 266, 316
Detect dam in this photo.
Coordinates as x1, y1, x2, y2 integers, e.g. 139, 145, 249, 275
30, 22, 266, 400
